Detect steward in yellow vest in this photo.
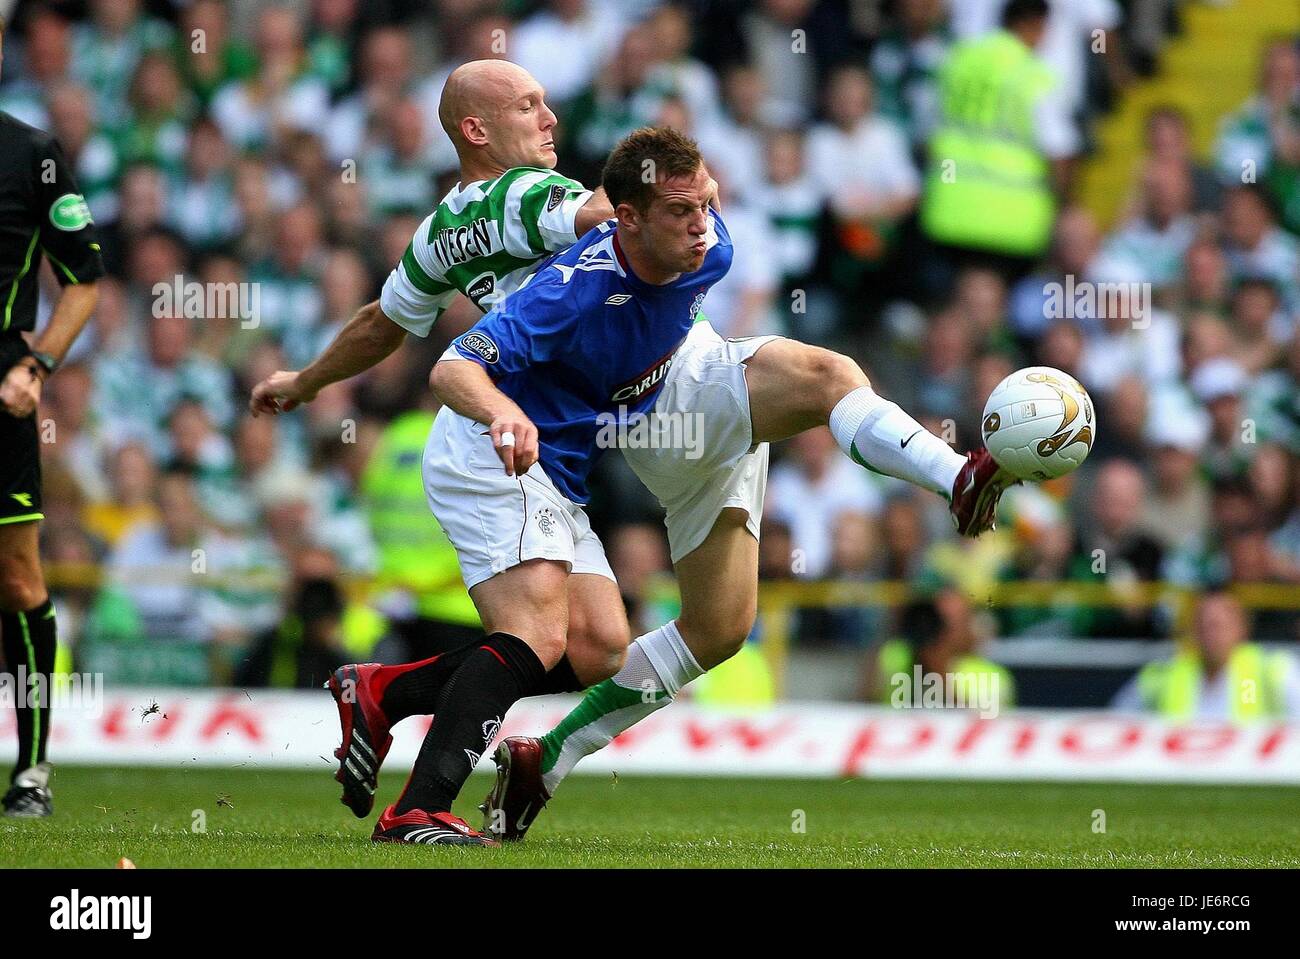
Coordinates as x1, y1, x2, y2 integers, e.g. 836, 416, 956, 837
921, 0, 1062, 260
1136, 644, 1292, 721
360, 408, 480, 656
1125, 591, 1297, 722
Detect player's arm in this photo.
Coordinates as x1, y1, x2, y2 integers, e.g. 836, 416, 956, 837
1, 133, 104, 418
250, 300, 406, 415
429, 359, 538, 477
250, 213, 455, 415
572, 187, 614, 236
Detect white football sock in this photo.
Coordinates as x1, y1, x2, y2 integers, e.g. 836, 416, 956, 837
539, 621, 702, 794
829, 386, 966, 497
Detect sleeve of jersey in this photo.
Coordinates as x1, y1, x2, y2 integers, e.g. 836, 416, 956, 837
379, 218, 457, 337
447, 280, 578, 376
699, 210, 734, 285
502, 170, 593, 256
34, 134, 105, 286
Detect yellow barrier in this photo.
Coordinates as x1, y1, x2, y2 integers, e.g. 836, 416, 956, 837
44, 563, 1300, 696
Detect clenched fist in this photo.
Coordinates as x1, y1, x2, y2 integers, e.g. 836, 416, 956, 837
249, 370, 316, 417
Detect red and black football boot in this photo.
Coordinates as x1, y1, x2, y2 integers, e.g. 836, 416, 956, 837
326, 664, 393, 818
949, 448, 1019, 537
480, 736, 551, 842
371, 805, 499, 846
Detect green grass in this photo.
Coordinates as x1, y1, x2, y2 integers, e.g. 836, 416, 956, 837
2, 766, 1298, 868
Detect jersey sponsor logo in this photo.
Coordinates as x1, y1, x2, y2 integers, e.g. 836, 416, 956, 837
545, 184, 566, 213
465, 273, 496, 308
48, 193, 93, 231
604, 294, 633, 306
459, 331, 500, 364
609, 345, 679, 403
430, 217, 496, 270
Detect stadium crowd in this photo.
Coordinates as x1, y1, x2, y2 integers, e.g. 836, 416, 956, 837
1, 0, 1297, 699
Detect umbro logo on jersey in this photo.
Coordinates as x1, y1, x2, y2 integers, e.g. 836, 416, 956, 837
605, 294, 633, 306
545, 184, 566, 213
459, 331, 499, 364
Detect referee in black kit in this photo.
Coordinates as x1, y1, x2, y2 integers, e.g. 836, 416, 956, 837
0, 15, 102, 816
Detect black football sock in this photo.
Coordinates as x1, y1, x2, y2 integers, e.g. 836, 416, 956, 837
379, 649, 583, 721
1, 597, 57, 780
376, 643, 479, 723
537, 654, 584, 693
394, 632, 545, 815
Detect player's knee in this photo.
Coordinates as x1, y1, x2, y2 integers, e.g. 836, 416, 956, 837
520, 624, 569, 671
789, 345, 868, 413
566, 621, 628, 684
0, 554, 44, 612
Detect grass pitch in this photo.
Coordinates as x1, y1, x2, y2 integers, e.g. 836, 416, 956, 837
2, 766, 1297, 868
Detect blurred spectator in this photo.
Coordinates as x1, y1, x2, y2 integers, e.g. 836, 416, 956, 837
1138, 407, 1211, 553
210, 6, 329, 152
234, 547, 350, 689
869, 0, 952, 152
1070, 459, 1165, 638
1215, 39, 1300, 234
1112, 591, 1300, 720
808, 65, 918, 291
1191, 357, 1252, 482
767, 428, 882, 580
862, 589, 1015, 709
513, 0, 628, 108
94, 313, 236, 451
1220, 184, 1299, 310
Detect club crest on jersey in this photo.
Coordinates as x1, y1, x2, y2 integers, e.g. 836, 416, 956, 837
459, 331, 499, 364
689, 290, 706, 321
545, 184, 566, 213
609, 347, 677, 403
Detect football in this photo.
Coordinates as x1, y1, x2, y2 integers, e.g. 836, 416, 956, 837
981, 367, 1096, 481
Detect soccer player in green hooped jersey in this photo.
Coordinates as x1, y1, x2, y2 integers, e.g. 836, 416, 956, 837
250, 60, 632, 814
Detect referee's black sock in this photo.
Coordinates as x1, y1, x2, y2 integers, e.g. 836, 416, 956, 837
1, 597, 56, 780
394, 632, 545, 815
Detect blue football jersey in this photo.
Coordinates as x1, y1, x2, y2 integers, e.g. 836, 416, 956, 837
447, 211, 733, 503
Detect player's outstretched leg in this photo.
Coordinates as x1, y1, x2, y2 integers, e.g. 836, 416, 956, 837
744, 339, 1013, 535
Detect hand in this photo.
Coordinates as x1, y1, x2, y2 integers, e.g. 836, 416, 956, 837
249, 370, 315, 417
0, 361, 43, 418
489, 414, 538, 477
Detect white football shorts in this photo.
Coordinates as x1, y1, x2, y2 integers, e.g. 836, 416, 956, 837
622, 321, 781, 563
423, 407, 616, 591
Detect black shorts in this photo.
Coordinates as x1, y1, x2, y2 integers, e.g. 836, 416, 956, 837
0, 339, 42, 525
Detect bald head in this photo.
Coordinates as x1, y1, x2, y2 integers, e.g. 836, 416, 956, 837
441, 59, 553, 153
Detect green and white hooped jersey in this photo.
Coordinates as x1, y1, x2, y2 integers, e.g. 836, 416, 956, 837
379, 166, 592, 336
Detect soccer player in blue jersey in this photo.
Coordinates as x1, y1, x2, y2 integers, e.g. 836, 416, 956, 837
360, 127, 1009, 844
